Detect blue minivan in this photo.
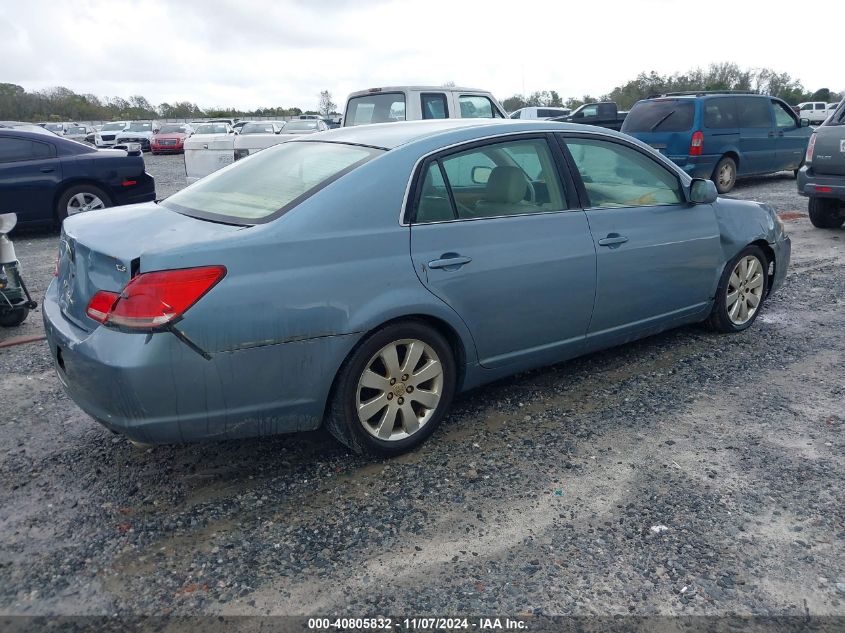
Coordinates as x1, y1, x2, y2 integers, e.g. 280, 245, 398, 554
621, 92, 812, 193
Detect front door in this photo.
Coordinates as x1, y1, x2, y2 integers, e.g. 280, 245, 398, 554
561, 135, 722, 347
409, 135, 596, 369
772, 99, 809, 171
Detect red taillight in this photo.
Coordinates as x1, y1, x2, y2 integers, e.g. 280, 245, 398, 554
121, 180, 137, 187
86, 291, 120, 323
689, 131, 704, 156
806, 133, 816, 163
815, 186, 832, 193
85, 266, 226, 329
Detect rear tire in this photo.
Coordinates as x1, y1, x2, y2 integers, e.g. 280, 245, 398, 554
808, 197, 844, 228
707, 246, 768, 333
56, 184, 112, 224
0, 305, 29, 327
325, 320, 456, 456
712, 156, 737, 194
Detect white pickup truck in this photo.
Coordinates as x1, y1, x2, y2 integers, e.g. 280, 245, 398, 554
343, 86, 507, 127
797, 101, 838, 124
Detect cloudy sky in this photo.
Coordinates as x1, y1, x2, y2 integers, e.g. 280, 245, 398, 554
1, 0, 840, 111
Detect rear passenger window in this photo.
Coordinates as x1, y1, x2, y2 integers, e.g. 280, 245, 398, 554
0, 138, 52, 162
815, 104, 825, 110
703, 98, 739, 128
412, 138, 567, 222
566, 138, 684, 208
421, 93, 448, 120
737, 98, 773, 128
459, 95, 496, 119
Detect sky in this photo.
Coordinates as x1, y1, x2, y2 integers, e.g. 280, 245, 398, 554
1, 0, 841, 112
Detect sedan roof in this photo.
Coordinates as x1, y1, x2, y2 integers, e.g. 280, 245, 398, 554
308, 119, 616, 150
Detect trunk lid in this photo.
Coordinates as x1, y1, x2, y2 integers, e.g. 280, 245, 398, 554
811, 124, 845, 176
57, 202, 244, 331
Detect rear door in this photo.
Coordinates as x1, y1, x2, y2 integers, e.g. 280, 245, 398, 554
736, 97, 777, 174
0, 136, 61, 223
560, 134, 722, 347
409, 134, 596, 369
772, 98, 809, 171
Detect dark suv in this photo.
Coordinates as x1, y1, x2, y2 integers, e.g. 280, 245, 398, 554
797, 101, 845, 228
622, 92, 812, 193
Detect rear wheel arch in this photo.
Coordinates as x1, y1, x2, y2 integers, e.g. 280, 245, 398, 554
322, 315, 464, 454
52, 179, 113, 224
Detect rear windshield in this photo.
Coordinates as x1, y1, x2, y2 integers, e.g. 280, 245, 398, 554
161, 141, 383, 224
127, 122, 153, 132
285, 120, 318, 131
241, 122, 278, 134
621, 100, 694, 133
345, 93, 406, 126
195, 124, 228, 134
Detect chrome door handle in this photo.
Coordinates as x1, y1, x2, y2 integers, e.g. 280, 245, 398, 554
428, 254, 472, 270
597, 235, 629, 247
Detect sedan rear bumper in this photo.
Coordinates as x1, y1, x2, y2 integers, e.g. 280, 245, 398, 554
42, 281, 357, 444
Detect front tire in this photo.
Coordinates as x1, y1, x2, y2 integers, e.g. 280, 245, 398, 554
325, 321, 456, 456
808, 197, 844, 229
707, 246, 768, 333
56, 184, 112, 224
712, 156, 737, 194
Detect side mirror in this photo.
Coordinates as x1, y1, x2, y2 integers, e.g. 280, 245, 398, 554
471, 165, 492, 185
799, 118, 811, 127
690, 178, 718, 204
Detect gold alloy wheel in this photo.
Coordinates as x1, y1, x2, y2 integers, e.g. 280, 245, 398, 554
726, 255, 764, 325
355, 338, 444, 441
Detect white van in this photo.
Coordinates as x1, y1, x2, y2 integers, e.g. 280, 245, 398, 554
509, 106, 571, 119
343, 86, 507, 127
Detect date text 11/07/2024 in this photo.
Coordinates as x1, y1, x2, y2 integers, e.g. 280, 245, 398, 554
307, 617, 528, 630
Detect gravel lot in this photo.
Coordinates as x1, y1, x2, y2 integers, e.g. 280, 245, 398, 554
1, 155, 843, 622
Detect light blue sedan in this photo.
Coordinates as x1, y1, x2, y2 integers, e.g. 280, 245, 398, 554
43, 119, 791, 455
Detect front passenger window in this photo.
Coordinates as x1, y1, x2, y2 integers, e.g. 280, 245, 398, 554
566, 138, 684, 208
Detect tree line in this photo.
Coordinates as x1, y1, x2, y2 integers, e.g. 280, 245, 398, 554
501, 63, 843, 112
0, 84, 340, 122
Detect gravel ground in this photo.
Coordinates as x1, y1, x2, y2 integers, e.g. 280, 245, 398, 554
0, 155, 843, 621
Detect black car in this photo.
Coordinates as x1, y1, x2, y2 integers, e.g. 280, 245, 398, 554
0, 127, 155, 226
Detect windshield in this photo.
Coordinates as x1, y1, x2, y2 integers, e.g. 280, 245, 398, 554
127, 122, 153, 132
621, 99, 694, 133
161, 141, 382, 224
345, 93, 406, 126
66, 127, 86, 134
241, 122, 279, 134
102, 122, 126, 131
194, 124, 229, 134
45, 123, 63, 130
159, 124, 187, 133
